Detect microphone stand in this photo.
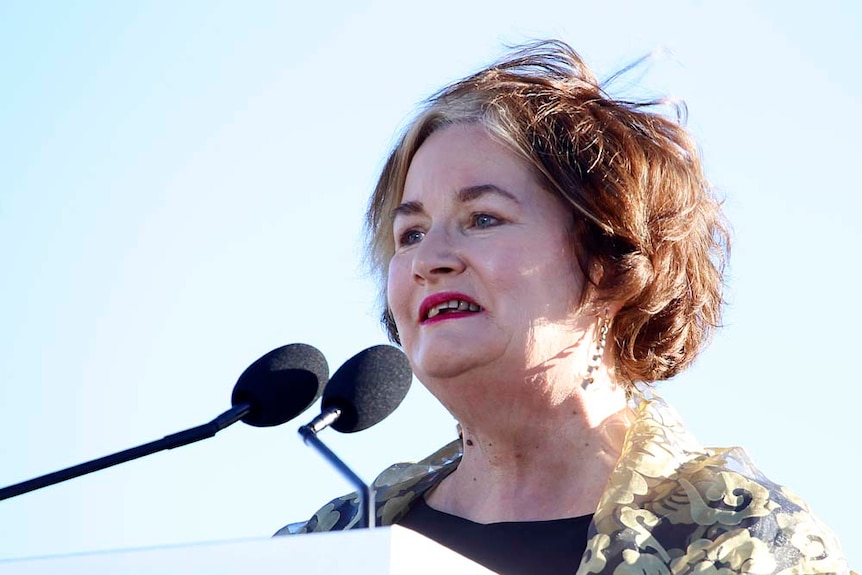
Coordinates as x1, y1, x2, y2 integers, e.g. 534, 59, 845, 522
0, 403, 251, 502
298, 408, 375, 528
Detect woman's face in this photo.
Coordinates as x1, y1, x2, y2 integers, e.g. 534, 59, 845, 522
387, 123, 592, 397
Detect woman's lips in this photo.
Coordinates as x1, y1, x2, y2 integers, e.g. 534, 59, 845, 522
419, 292, 483, 325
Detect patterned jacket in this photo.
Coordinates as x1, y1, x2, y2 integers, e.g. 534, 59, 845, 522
277, 391, 852, 574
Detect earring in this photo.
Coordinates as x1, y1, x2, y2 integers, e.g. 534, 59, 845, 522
581, 312, 610, 390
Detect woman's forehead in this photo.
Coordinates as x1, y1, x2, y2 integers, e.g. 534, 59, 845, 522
399, 124, 538, 203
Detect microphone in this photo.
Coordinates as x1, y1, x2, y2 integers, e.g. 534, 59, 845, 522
232, 342, 329, 427
303, 344, 412, 435
298, 345, 412, 529
0, 343, 328, 502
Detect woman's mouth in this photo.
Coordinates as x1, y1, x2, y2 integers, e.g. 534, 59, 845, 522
426, 299, 482, 319
420, 293, 484, 323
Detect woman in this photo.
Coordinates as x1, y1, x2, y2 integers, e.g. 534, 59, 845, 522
279, 41, 851, 574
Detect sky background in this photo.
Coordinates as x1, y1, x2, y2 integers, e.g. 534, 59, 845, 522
0, 0, 859, 568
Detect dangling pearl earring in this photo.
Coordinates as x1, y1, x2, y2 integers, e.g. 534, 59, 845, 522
581, 312, 610, 390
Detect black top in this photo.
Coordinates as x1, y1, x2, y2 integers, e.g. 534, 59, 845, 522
398, 497, 592, 575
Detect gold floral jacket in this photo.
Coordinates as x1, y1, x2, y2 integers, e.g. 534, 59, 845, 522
279, 392, 852, 574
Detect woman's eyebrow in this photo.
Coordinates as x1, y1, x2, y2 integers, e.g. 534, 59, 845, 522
391, 184, 519, 220
457, 184, 520, 204
391, 200, 424, 220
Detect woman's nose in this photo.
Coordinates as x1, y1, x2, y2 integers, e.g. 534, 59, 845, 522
411, 227, 466, 282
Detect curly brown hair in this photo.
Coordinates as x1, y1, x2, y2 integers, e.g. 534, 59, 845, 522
366, 40, 729, 385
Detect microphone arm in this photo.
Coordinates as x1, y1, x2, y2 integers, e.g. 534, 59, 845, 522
0, 403, 251, 502
298, 408, 376, 529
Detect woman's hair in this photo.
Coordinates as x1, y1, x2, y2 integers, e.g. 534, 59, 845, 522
365, 39, 729, 385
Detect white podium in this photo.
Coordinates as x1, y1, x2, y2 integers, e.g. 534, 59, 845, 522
0, 526, 498, 574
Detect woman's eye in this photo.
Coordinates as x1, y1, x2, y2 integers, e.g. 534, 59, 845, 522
398, 229, 425, 246
473, 213, 501, 228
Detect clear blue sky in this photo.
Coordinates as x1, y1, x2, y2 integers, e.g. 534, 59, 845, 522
1, 0, 858, 567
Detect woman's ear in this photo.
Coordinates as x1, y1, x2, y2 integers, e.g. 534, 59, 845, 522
581, 255, 626, 318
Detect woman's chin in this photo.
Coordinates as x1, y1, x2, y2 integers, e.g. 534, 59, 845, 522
412, 352, 478, 381
404, 323, 529, 382
409, 339, 506, 382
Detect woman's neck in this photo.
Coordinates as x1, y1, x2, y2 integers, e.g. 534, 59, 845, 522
426, 376, 632, 524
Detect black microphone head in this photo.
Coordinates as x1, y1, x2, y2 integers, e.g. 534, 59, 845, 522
322, 345, 412, 433
232, 343, 328, 427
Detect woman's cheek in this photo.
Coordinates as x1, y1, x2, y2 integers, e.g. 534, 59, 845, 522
386, 258, 411, 331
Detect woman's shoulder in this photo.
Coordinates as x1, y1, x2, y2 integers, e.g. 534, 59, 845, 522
585, 390, 851, 574
274, 440, 462, 536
